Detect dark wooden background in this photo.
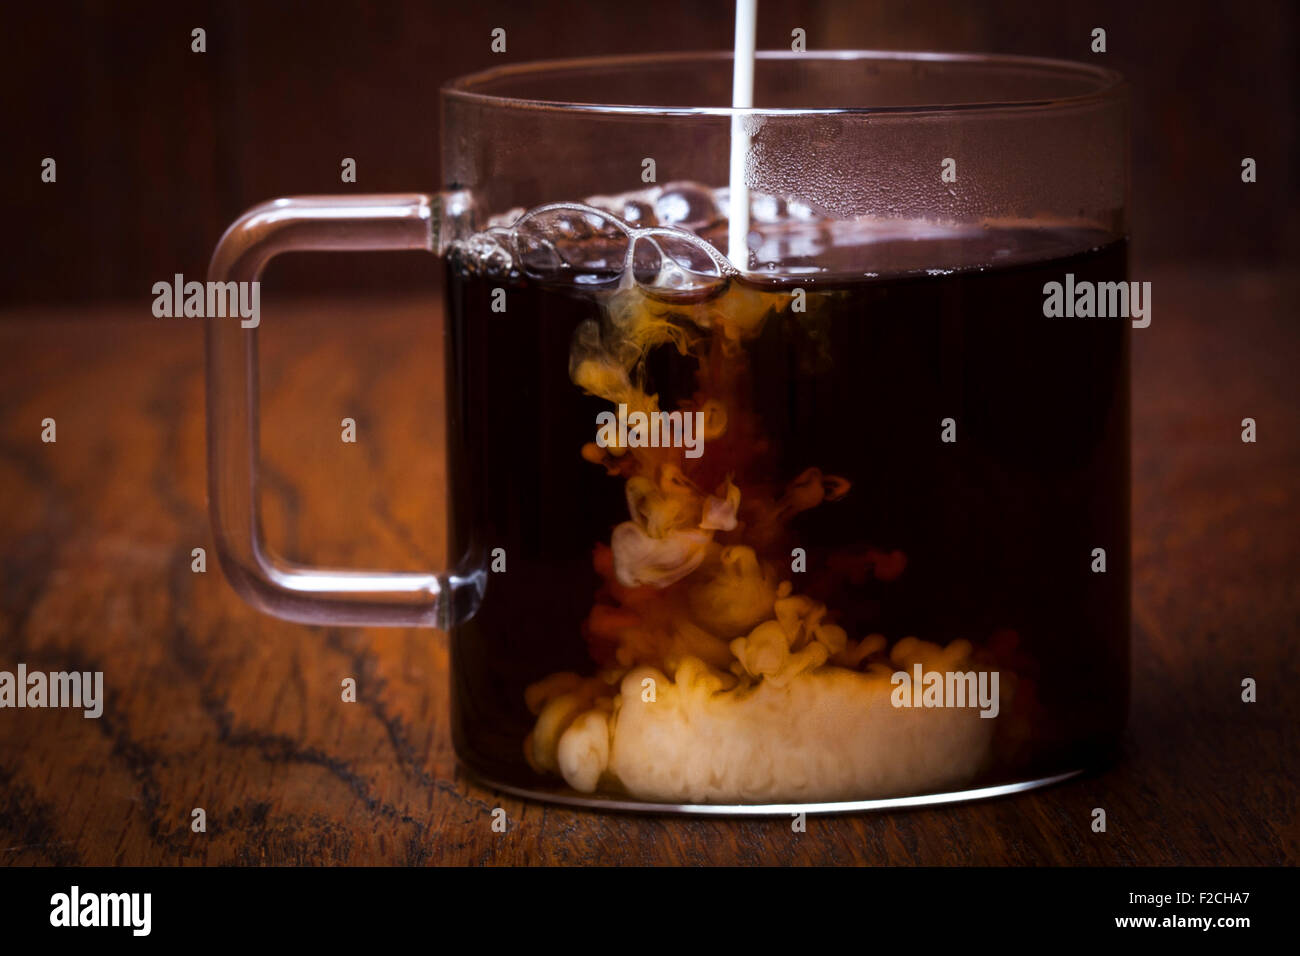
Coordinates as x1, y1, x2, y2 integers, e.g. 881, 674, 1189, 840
0, 0, 1297, 865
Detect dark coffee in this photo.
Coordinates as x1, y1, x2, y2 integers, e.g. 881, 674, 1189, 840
443, 208, 1128, 805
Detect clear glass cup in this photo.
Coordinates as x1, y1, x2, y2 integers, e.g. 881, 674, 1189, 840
208, 51, 1130, 813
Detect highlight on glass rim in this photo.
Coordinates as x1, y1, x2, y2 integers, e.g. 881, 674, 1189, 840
0, 0, 1293, 927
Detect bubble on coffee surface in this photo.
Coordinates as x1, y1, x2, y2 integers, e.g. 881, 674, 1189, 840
449, 181, 1095, 284
449, 181, 928, 292
449, 185, 742, 296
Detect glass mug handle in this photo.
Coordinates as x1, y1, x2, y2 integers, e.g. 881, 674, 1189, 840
206, 193, 481, 629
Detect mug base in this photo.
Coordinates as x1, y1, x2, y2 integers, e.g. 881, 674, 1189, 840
461, 767, 1086, 816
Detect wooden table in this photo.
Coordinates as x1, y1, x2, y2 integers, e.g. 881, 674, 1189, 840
1, 267, 1295, 865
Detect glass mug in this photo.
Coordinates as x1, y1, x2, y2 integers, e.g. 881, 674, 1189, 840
208, 52, 1129, 813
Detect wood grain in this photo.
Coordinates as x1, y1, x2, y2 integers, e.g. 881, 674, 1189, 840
0, 268, 1295, 865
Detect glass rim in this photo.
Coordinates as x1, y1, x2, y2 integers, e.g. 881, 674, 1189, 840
442, 49, 1127, 117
